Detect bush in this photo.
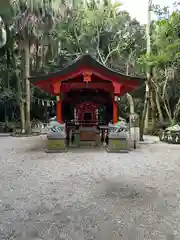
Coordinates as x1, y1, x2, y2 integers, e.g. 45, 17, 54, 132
144, 120, 171, 136
0, 121, 21, 133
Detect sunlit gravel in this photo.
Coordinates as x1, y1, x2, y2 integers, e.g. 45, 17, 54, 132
0, 135, 179, 240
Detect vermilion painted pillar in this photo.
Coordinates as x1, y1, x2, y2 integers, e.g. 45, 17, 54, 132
113, 96, 118, 124
56, 98, 62, 123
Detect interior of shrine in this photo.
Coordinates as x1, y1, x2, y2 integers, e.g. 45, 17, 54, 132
62, 86, 113, 125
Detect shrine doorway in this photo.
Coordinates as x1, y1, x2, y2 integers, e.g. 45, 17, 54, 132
62, 88, 113, 126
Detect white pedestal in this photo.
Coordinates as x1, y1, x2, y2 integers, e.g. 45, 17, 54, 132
129, 127, 140, 149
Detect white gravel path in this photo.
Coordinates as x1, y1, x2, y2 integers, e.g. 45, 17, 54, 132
0, 135, 179, 240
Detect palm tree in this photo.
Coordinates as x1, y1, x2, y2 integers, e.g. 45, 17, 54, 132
11, 0, 63, 133
0, 0, 12, 48
140, 0, 152, 140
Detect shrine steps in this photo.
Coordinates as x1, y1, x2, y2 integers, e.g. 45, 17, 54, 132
69, 141, 101, 148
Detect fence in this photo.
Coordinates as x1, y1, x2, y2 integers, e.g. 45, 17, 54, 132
31, 121, 49, 134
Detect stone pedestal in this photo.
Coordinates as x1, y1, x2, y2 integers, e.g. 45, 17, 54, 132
73, 130, 80, 147
47, 132, 67, 152
129, 113, 140, 149
107, 131, 129, 153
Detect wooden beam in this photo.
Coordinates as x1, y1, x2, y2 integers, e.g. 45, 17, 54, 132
52, 82, 61, 95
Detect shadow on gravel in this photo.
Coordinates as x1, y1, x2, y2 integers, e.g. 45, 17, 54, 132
26, 140, 47, 153
96, 178, 158, 204
1, 181, 175, 240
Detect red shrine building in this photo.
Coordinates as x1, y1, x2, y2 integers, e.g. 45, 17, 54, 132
29, 54, 145, 126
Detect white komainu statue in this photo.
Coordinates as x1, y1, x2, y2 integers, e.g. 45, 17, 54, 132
48, 117, 65, 133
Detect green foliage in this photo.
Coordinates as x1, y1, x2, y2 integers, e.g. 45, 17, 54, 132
0, 0, 180, 124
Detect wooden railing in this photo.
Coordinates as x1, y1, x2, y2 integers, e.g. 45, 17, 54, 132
65, 120, 107, 126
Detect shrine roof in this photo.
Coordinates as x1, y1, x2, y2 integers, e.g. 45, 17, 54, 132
29, 54, 146, 84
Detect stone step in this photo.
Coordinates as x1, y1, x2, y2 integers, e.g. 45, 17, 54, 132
80, 141, 96, 147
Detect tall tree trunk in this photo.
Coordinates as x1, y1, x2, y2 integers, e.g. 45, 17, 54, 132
17, 73, 25, 133
144, 98, 149, 130
155, 90, 163, 122
163, 99, 173, 124
140, 0, 152, 141
144, 97, 149, 130
150, 87, 156, 133
126, 62, 134, 114
24, 42, 31, 134
34, 42, 43, 72
20, 51, 26, 133
12, 49, 26, 133
140, 82, 150, 140
173, 98, 180, 124
44, 101, 48, 122
20, 99, 25, 133
5, 50, 10, 123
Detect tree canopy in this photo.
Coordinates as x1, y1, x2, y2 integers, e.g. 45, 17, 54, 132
0, 0, 179, 134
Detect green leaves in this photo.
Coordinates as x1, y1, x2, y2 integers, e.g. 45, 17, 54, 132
53, 1, 145, 71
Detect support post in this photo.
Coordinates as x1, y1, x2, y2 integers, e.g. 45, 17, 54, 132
113, 96, 118, 124
56, 96, 62, 123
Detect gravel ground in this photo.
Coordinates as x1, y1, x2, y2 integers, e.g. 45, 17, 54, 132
0, 135, 179, 240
